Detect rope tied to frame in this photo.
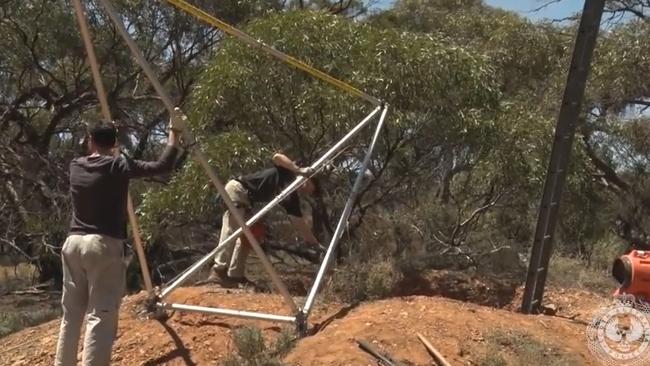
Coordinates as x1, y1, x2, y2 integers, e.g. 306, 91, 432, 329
163, 0, 382, 106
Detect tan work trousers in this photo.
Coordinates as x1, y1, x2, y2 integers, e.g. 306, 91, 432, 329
55, 234, 126, 366
214, 179, 252, 278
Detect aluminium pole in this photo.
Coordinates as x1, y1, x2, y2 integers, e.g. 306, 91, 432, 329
160, 303, 297, 323
302, 106, 388, 318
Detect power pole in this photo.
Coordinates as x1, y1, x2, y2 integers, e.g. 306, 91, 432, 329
521, 0, 606, 314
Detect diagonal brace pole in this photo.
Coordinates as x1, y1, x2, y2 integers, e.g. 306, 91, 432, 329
71, 0, 154, 295
301, 106, 388, 319
97, 0, 298, 313
159, 106, 382, 299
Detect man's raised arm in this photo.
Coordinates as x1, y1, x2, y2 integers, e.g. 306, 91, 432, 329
272, 153, 314, 176
118, 122, 181, 179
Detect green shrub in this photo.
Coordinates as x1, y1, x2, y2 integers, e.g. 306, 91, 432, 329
222, 326, 296, 366
0, 313, 22, 338
587, 234, 628, 271
0, 307, 60, 338
328, 258, 402, 303
478, 352, 508, 366
366, 260, 401, 299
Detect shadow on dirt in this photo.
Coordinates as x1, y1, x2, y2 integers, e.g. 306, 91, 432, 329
142, 321, 197, 366
309, 301, 361, 335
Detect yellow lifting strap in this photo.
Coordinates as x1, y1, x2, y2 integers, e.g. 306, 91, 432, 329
165, 0, 382, 106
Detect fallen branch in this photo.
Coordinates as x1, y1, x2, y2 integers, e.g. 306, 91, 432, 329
416, 333, 452, 366
9, 289, 61, 295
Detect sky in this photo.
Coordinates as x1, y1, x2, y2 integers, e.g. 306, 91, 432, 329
484, 0, 583, 21
375, 0, 585, 21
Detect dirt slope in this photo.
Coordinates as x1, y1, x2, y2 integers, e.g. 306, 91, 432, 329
288, 294, 603, 365
0, 285, 609, 365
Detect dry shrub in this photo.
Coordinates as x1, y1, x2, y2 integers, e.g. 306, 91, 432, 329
223, 326, 295, 366
328, 257, 402, 303
475, 329, 581, 366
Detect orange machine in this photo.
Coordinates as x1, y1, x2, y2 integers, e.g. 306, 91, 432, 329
612, 250, 650, 301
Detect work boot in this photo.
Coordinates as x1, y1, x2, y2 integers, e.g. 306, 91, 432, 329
205, 267, 238, 288
229, 276, 256, 289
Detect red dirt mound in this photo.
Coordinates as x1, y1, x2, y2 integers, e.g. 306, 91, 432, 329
288, 294, 609, 365
0, 287, 331, 365
0, 285, 611, 365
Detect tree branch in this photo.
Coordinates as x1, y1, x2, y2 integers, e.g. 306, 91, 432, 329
582, 133, 630, 192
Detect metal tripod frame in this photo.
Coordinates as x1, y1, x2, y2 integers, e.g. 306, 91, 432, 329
88, 0, 388, 331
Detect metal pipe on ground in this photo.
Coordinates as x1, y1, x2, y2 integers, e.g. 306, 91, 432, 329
159, 302, 297, 324
356, 339, 402, 366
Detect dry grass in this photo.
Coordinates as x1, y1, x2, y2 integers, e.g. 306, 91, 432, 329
476, 329, 581, 366
0, 262, 59, 339
0, 263, 38, 294
547, 255, 617, 295
326, 258, 402, 303
0, 307, 60, 338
